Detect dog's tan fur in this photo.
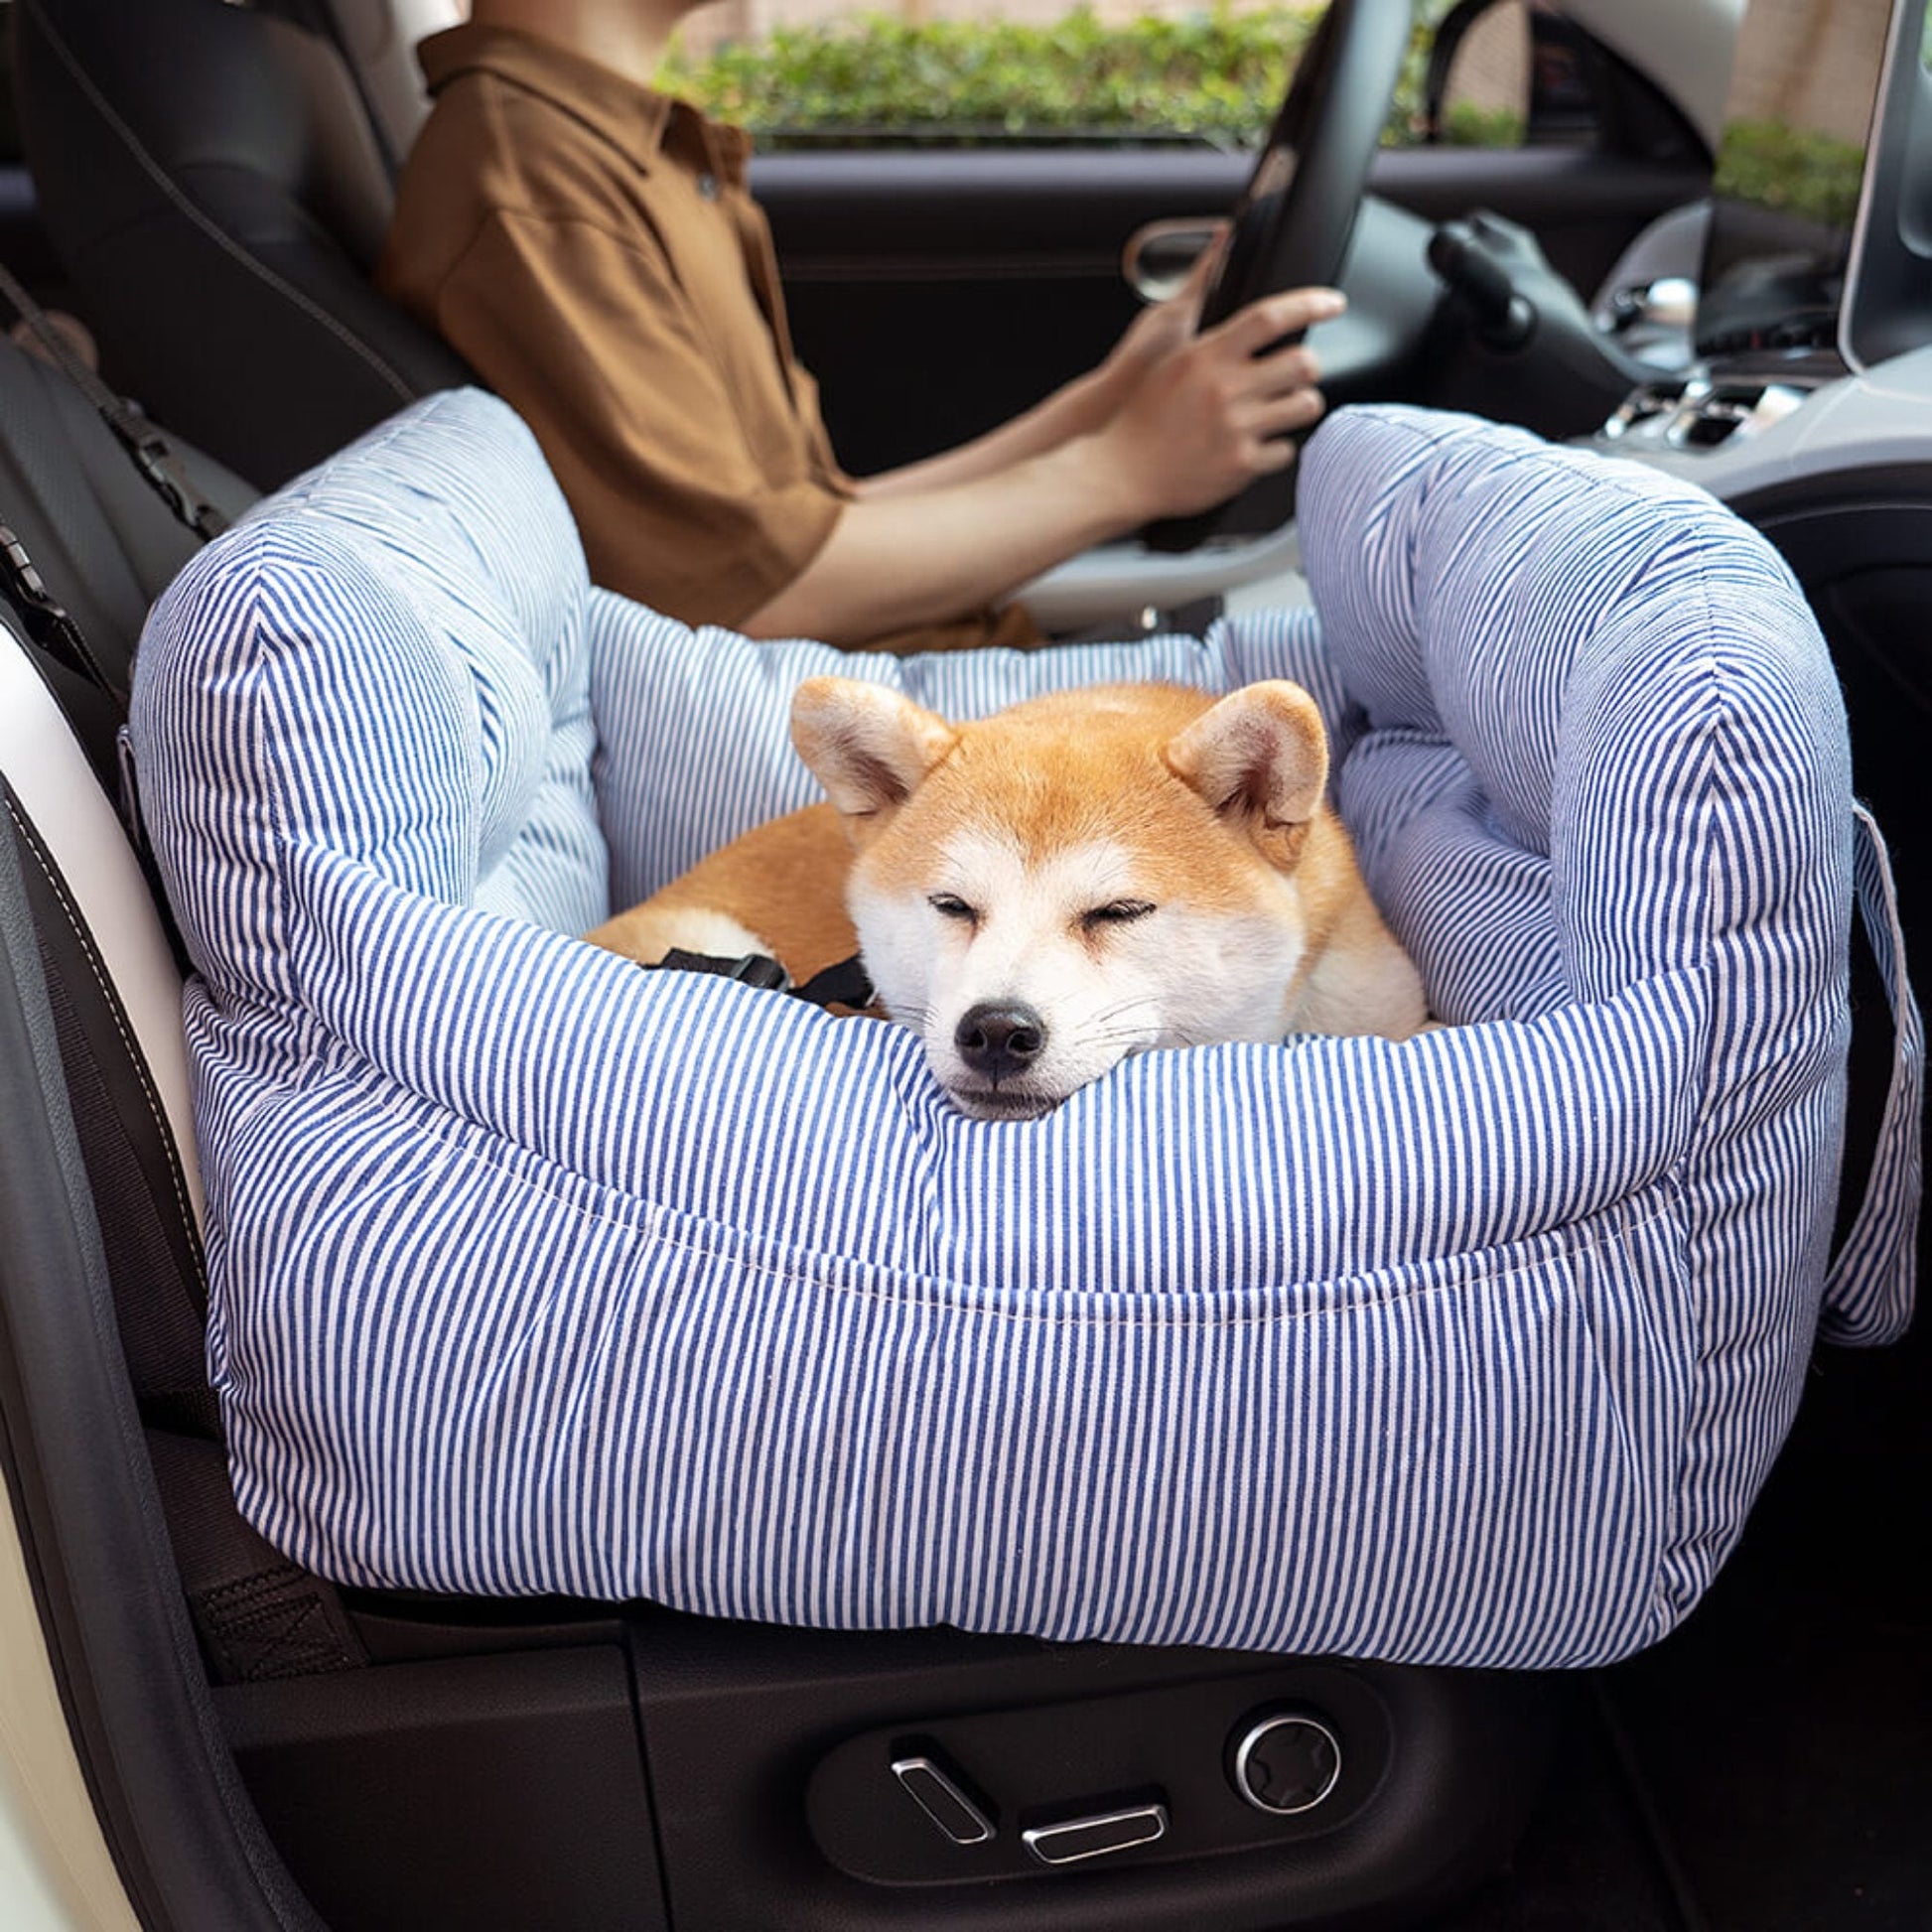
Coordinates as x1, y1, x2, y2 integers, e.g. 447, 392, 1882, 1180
590, 678, 1427, 1114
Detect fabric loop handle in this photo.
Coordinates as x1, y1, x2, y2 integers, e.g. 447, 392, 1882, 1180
1820, 804, 1922, 1345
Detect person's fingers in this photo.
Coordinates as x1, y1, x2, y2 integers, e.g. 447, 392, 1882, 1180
1237, 433, 1301, 477
1245, 340, 1324, 395
1162, 235, 1226, 332
1240, 385, 1328, 446
1212, 285, 1347, 354
1181, 224, 1231, 294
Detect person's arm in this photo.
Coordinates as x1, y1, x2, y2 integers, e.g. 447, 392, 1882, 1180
742, 283, 1339, 645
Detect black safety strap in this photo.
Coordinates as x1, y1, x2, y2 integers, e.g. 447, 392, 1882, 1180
2, 517, 126, 706
147, 1433, 368, 1681
3, 533, 194, 976
0, 256, 230, 542
794, 952, 877, 1011
654, 945, 875, 1013
655, 946, 790, 992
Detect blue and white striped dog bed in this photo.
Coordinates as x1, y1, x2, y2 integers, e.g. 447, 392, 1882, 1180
133, 390, 1920, 1667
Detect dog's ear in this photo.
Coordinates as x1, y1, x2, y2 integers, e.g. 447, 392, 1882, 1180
791, 678, 957, 843
1165, 681, 1329, 869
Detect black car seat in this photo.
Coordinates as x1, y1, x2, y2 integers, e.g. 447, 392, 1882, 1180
11, 0, 466, 489
0, 321, 337, 1925
0, 291, 254, 697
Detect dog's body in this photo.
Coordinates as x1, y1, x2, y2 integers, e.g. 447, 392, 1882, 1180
589, 679, 1427, 1117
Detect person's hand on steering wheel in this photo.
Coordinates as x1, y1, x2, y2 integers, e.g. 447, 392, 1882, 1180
1085, 266, 1345, 525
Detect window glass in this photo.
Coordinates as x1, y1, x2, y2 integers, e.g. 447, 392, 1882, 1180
664, 3, 1320, 150
1428, 0, 1529, 149
1713, 0, 1888, 233
1698, 0, 1890, 357
663, 1, 1559, 154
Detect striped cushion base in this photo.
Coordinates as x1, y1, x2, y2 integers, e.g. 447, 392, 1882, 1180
130, 391, 1915, 1665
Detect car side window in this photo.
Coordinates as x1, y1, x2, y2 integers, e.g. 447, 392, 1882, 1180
1399, 0, 1614, 151
662, 7, 1327, 151
1419, 0, 1532, 147
665, 1, 1610, 156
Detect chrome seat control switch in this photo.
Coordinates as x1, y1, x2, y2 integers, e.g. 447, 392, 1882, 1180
1022, 1801, 1169, 1865
890, 1754, 995, 1847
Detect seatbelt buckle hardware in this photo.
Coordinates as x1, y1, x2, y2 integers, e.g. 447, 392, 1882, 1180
115, 725, 151, 858
655, 946, 792, 992
120, 426, 230, 541
1, 522, 125, 700
1, 521, 64, 618
125, 427, 195, 518
648, 945, 876, 1013
115, 723, 197, 978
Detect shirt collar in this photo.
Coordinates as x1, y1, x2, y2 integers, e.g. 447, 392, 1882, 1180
416, 22, 750, 184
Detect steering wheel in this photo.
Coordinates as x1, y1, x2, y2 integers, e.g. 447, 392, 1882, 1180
1144, 0, 1413, 553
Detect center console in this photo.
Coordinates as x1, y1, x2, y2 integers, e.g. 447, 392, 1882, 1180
1590, 0, 1932, 1078
1592, 0, 1920, 485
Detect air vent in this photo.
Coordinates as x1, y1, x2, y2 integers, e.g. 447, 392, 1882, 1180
1600, 377, 1811, 454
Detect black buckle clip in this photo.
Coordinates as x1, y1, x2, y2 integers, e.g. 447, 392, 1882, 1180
655, 947, 792, 992
1, 522, 63, 619
650, 947, 875, 1012
120, 427, 230, 541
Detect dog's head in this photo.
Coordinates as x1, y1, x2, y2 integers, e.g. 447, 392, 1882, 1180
791, 677, 1333, 1118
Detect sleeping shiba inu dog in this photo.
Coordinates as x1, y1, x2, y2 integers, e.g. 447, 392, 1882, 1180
589, 678, 1428, 1117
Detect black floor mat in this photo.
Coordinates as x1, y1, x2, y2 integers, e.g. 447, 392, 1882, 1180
1600, 1315, 1932, 1932
1609, 1595, 1930, 1932
1428, 1685, 1692, 1932
1438, 1311, 1932, 1932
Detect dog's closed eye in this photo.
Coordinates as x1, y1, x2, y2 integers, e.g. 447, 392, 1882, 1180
1080, 899, 1156, 933
928, 893, 980, 927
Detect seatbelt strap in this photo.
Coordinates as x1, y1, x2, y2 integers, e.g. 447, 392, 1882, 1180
3, 527, 193, 975
655, 946, 789, 993
794, 953, 876, 1010
1, 519, 127, 705
0, 257, 230, 541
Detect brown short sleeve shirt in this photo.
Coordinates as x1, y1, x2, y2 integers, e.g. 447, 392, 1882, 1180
378, 24, 1035, 654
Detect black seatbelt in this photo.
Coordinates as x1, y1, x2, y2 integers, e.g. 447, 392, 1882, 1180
2, 518, 128, 706
4, 522, 194, 975
0, 256, 230, 541
795, 953, 876, 1010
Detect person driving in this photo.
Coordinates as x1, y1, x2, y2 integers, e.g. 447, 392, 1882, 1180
378, 0, 1340, 654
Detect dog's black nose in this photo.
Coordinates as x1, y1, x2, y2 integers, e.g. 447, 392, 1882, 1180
954, 1002, 1046, 1080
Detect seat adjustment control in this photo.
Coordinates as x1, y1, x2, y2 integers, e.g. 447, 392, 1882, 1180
1231, 1712, 1342, 1815
891, 1753, 995, 1846
1022, 1800, 1169, 1865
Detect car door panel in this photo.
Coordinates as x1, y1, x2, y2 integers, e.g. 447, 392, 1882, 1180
759, 148, 1246, 477
760, 145, 1705, 477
